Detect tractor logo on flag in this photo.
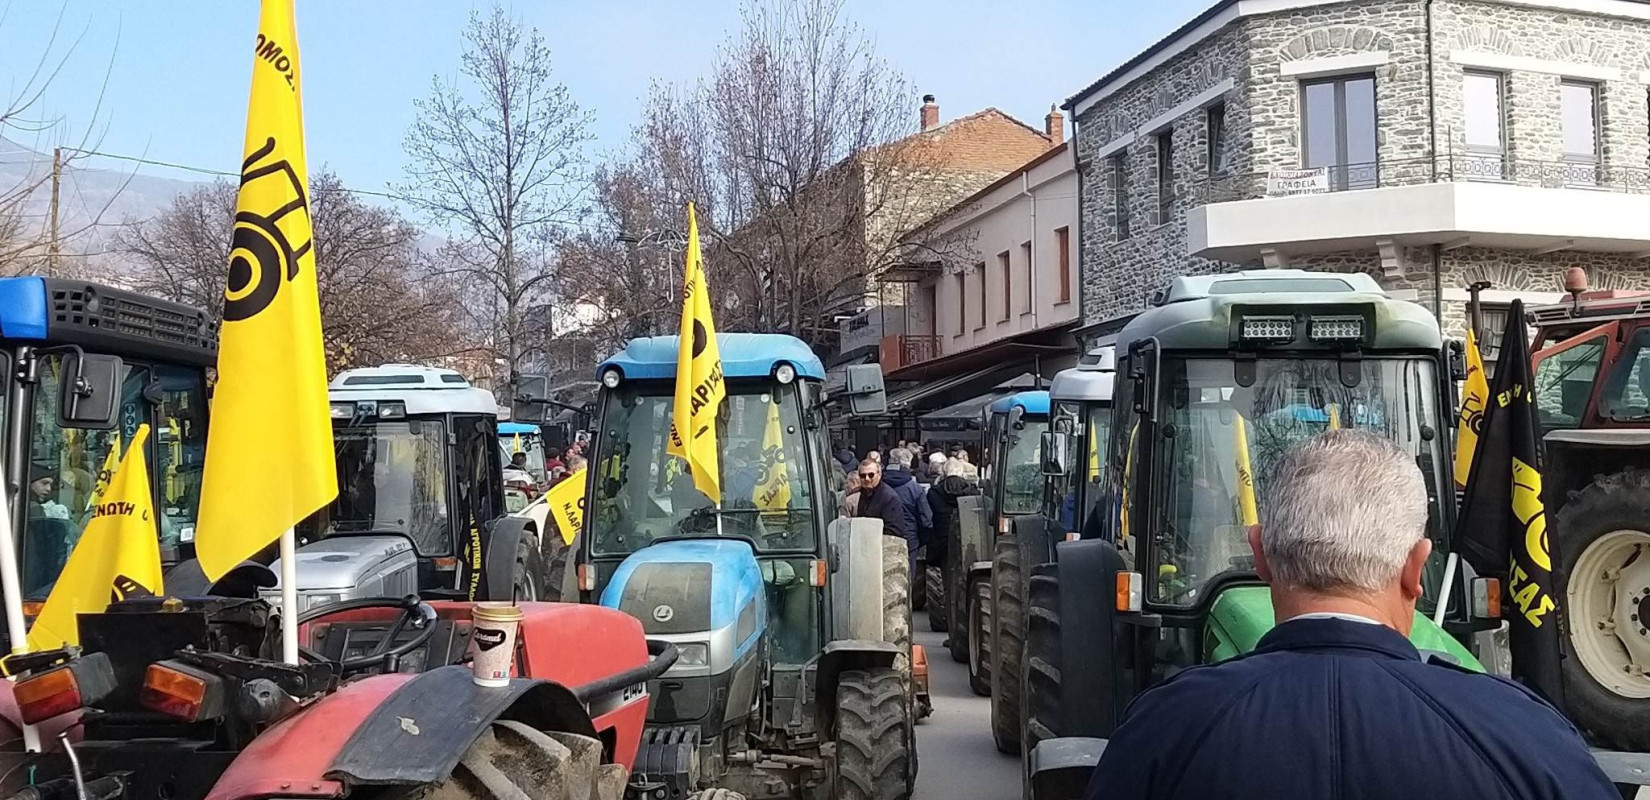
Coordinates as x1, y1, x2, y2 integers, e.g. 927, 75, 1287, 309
225, 136, 312, 322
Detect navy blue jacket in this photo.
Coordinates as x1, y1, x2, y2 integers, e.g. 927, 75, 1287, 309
1086, 617, 1617, 800
882, 467, 932, 542
855, 481, 915, 552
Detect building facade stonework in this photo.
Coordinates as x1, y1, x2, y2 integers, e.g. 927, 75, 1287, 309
1071, 0, 1650, 341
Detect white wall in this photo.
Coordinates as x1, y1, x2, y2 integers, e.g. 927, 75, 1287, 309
920, 148, 1079, 357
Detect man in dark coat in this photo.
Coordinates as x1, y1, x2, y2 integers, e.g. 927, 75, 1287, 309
1086, 430, 1616, 800
832, 441, 857, 473
882, 448, 932, 548
853, 459, 914, 554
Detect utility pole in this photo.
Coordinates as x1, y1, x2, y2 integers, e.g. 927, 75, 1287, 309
47, 147, 61, 278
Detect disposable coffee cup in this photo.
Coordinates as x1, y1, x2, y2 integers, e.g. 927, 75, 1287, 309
469, 603, 524, 687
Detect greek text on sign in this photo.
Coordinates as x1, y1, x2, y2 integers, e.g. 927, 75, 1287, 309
1266, 168, 1329, 197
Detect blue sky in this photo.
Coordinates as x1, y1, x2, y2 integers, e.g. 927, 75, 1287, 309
0, 0, 1209, 195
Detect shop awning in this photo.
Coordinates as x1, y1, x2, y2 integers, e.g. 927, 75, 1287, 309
886, 361, 1030, 413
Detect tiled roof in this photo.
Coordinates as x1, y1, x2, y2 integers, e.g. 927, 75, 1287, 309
898, 108, 1055, 173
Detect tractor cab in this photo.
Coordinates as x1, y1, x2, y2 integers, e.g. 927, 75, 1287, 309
1023, 270, 1484, 798
580, 333, 917, 799
0, 278, 216, 616
979, 392, 1051, 535
497, 420, 548, 507
289, 364, 550, 609
1042, 347, 1116, 542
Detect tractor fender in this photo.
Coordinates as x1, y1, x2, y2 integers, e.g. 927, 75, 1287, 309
813, 639, 901, 732
967, 560, 993, 582
482, 514, 538, 601
1054, 539, 1128, 740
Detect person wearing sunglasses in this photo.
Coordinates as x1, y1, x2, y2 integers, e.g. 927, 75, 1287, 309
851, 459, 914, 563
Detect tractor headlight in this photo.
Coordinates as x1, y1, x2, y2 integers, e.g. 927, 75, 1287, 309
377, 401, 407, 420
774, 363, 796, 385
601, 368, 623, 389
1239, 315, 1296, 343
330, 402, 355, 420
676, 643, 709, 668
1308, 315, 1365, 342
302, 594, 342, 612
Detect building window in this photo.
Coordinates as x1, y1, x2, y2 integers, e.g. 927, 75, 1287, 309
975, 263, 986, 330
1111, 153, 1130, 240
1207, 103, 1228, 175
1055, 227, 1071, 304
954, 272, 966, 336
998, 251, 1012, 322
1020, 242, 1033, 314
1462, 71, 1506, 179
1301, 74, 1377, 190
1156, 130, 1174, 223
1561, 80, 1600, 186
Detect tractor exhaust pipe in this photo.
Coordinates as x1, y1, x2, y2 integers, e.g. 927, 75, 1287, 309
570, 640, 678, 705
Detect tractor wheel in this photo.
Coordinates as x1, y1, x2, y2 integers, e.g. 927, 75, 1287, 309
881, 536, 913, 674
400, 720, 626, 800
514, 535, 546, 603
927, 564, 948, 632
968, 574, 992, 697
543, 528, 576, 602
1553, 468, 1650, 751
912, 546, 927, 612
835, 667, 914, 800
990, 538, 1024, 754
1022, 563, 1063, 788
946, 542, 968, 663
686, 790, 746, 800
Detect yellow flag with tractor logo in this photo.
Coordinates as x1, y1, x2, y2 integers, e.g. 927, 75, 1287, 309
29, 425, 162, 650
196, 0, 337, 580
756, 400, 792, 512
665, 204, 726, 504
87, 433, 121, 509
547, 466, 588, 546
1454, 329, 1489, 490
1233, 414, 1260, 528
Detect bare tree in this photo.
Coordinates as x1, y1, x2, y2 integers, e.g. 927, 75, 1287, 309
398, 4, 594, 388
554, 160, 683, 354
622, 0, 971, 347
117, 172, 472, 373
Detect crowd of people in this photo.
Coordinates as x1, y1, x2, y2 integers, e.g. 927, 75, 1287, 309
834, 438, 983, 583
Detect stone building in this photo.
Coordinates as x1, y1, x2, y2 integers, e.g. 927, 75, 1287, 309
1064, 0, 1650, 345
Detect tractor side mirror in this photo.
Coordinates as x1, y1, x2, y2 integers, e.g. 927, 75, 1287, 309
59, 353, 124, 430
844, 364, 887, 417
1041, 430, 1071, 477
1008, 406, 1026, 431
1128, 339, 1159, 421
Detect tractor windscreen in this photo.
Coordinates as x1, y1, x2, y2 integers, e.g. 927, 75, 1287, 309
500, 432, 547, 483
999, 417, 1049, 516
588, 383, 814, 557
1148, 357, 1448, 607
305, 418, 451, 555
1051, 403, 1112, 533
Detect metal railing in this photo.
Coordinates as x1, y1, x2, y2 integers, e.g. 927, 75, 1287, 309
901, 334, 941, 366
1196, 154, 1650, 204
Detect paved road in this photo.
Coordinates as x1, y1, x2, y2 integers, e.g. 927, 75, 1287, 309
915, 610, 1020, 799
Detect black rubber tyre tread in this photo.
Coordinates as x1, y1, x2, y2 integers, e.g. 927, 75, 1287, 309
543, 525, 576, 602
514, 535, 545, 603
927, 565, 948, 632
881, 536, 913, 675
1022, 563, 1063, 789
402, 720, 616, 800
835, 667, 914, 800
685, 790, 747, 800
1552, 467, 1650, 751
990, 538, 1024, 754
912, 546, 927, 612
968, 574, 992, 697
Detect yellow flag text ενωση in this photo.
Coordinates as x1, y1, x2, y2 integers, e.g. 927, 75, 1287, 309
755, 400, 791, 511
665, 203, 726, 505
195, 0, 337, 582
1455, 329, 1490, 490
28, 425, 162, 651
547, 466, 588, 546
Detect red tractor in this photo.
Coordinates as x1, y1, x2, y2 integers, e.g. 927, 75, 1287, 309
0, 589, 673, 799
1527, 271, 1650, 752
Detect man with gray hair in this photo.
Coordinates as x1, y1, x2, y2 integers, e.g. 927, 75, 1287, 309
1085, 430, 1615, 800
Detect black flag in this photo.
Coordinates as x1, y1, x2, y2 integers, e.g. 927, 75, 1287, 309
1453, 300, 1563, 706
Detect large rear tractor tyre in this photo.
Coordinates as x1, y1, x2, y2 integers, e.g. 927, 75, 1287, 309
990, 538, 1024, 754
402, 721, 625, 800
1023, 563, 1063, 788
881, 537, 913, 674
835, 668, 915, 800
968, 574, 992, 697
514, 536, 546, 603
927, 563, 948, 632
685, 791, 746, 800
1554, 468, 1650, 751
912, 546, 927, 612
544, 528, 577, 602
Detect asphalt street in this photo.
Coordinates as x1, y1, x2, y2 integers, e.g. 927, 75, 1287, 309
915, 610, 1020, 799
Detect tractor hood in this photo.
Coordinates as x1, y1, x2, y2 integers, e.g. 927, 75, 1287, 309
263, 535, 420, 609
1206, 586, 1483, 670
599, 538, 765, 674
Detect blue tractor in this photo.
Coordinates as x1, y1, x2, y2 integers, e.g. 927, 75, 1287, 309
578, 334, 918, 800
0, 277, 216, 640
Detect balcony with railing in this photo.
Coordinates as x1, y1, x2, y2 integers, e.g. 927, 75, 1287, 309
1188, 154, 1650, 266
879, 334, 941, 372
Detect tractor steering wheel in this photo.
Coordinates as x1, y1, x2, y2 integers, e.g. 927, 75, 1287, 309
296, 595, 440, 674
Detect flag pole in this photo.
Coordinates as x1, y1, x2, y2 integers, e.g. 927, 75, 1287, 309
1432, 552, 1459, 627
280, 527, 299, 664
0, 463, 41, 751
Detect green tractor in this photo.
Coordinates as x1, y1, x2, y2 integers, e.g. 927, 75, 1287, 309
1023, 270, 1501, 798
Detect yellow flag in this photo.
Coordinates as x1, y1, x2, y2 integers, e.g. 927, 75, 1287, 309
196, 0, 336, 580
755, 400, 792, 512
1234, 415, 1259, 527
87, 433, 121, 509
1327, 403, 1342, 430
546, 466, 588, 546
665, 204, 726, 504
1455, 329, 1490, 490
29, 426, 162, 650
512, 433, 523, 454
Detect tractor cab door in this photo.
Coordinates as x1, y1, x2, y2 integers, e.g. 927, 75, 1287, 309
1532, 322, 1614, 431
451, 414, 504, 594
